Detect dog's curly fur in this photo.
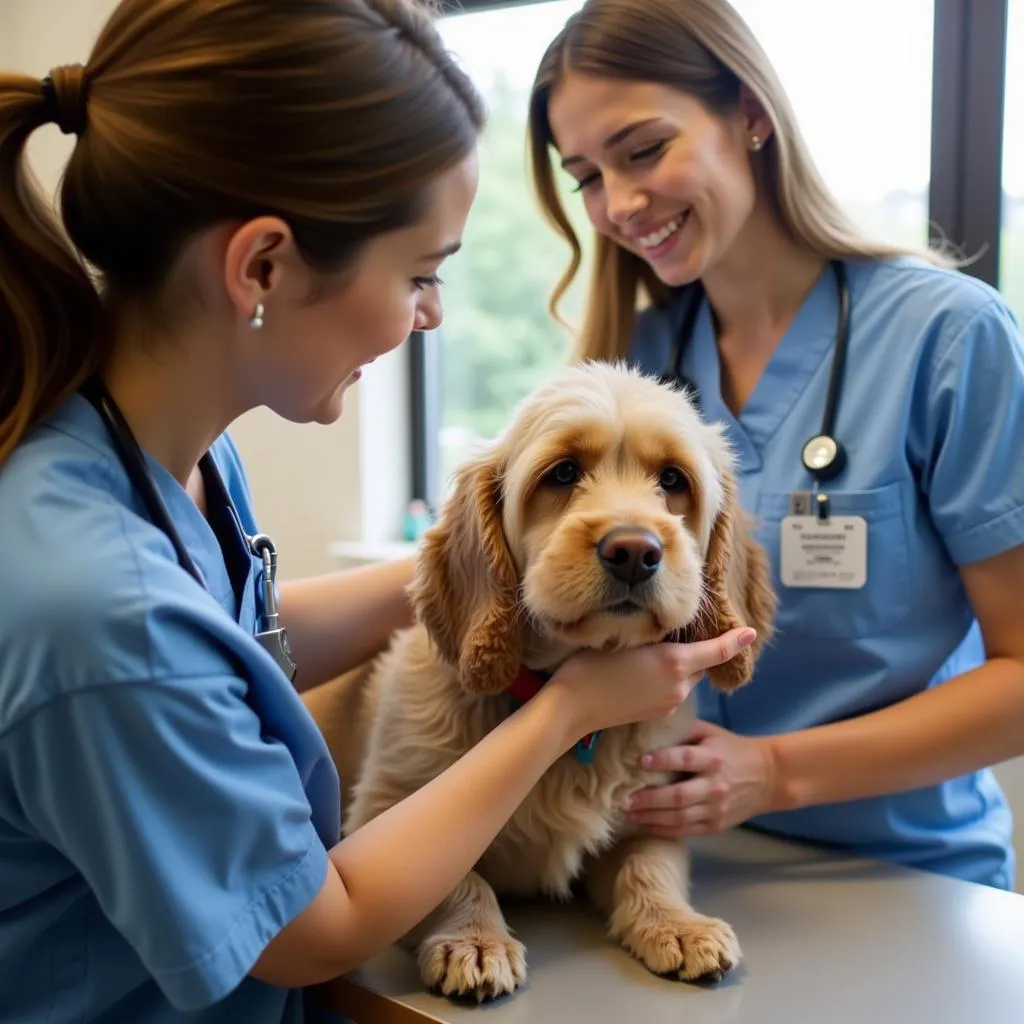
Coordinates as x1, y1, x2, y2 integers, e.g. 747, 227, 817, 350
303, 362, 776, 1002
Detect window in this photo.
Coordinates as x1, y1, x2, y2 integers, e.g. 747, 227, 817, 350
418, 0, 1005, 506
1002, 0, 1024, 322
431, 1, 587, 494
730, 0, 934, 249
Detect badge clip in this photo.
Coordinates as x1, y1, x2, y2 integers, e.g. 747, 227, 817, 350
813, 489, 831, 523
248, 532, 298, 683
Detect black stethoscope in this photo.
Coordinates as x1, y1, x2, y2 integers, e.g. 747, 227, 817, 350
660, 259, 851, 513
81, 378, 298, 684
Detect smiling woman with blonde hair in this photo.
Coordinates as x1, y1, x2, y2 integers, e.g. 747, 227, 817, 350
529, 0, 954, 363
528, 0, 1024, 892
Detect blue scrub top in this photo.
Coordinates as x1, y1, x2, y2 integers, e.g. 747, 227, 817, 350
628, 256, 1024, 890
0, 392, 342, 1021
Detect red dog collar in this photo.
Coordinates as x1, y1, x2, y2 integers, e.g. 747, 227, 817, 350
507, 666, 600, 763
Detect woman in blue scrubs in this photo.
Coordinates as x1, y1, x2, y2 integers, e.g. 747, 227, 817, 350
528, 0, 1024, 891
0, 2, 753, 1022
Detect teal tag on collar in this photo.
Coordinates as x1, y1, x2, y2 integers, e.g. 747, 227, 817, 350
575, 731, 600, 763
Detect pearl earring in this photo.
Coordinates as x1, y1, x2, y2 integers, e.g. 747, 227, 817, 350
249, 302, 265, 330
750, 134, 764, 151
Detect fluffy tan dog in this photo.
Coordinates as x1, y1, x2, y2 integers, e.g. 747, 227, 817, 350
303, 361, 775, 1001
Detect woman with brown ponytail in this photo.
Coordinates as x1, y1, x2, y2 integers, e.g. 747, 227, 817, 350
0, 2, 751, 1021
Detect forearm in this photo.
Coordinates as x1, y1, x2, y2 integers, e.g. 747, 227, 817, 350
327, 684, 575, 971
771, 657, 1024, 811
277, 556, 416, 691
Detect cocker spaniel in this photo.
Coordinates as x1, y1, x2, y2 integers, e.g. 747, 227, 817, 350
303, 361, 775, 1001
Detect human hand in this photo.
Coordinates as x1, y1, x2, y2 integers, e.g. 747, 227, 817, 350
549, 628, 757, 742
626, 719, 779, 838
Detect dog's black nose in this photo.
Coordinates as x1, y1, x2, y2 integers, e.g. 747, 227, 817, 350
597, 528, 663, 586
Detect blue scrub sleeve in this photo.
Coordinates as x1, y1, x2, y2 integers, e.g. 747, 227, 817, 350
6, 675, 330, 1012
913, 298, 1024, 565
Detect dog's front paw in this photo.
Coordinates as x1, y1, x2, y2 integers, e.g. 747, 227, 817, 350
417, 930, 527, 1002
624, 913, 740, 984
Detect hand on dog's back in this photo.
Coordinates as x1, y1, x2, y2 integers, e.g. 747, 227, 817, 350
549, 626, 758, 738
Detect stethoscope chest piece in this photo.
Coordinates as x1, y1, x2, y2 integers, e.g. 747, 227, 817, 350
801, 433, 846, 482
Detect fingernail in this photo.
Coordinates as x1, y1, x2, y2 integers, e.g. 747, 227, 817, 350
738, 628, 756, 649
641, 754, 654, 768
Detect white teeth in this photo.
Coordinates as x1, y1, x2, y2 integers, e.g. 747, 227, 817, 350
639, 215, 684, 249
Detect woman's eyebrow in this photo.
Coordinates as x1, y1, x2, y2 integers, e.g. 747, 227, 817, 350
419, 241, 462, 261
560, 117, 662, 168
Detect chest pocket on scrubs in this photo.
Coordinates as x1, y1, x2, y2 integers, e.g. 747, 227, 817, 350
756, 481, 911, 639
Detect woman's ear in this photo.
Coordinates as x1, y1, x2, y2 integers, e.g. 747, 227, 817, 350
407, 446, 523, 695
220, 215, 294, 322
737, 83, 773, 148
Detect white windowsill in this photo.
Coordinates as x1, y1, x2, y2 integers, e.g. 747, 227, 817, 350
329, 539, 420, 565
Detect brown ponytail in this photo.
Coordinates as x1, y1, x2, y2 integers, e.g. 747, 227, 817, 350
0, 0, 484, 464
0, 69, 105, 463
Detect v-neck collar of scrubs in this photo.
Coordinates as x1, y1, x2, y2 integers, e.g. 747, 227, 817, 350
685, 262, 842, 474
140, 448, 257, 627
69, 392, 257, 629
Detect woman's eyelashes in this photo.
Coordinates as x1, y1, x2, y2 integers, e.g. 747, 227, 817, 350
570, 139, 670, 192
412, 274, 444, 291
631, 139, 668, 162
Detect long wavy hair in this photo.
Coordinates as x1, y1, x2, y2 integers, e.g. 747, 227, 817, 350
528, 0, 957, 362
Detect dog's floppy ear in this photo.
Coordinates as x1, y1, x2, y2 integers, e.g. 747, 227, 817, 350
407, 447, 522, 695
690, 468, 777, 692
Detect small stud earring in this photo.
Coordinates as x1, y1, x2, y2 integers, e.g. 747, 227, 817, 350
249, 302, 265, 330
750, 134, 764, 152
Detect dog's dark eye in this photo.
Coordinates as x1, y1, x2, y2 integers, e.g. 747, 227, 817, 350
545, 458, 581, 488
660, 466, 688, 493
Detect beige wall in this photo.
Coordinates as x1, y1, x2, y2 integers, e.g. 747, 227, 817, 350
5, 0, 1023, 892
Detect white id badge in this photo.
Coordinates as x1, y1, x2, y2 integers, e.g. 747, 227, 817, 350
780, 514, 867, 589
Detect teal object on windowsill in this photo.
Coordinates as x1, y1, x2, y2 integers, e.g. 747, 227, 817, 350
403, 499, 433, 542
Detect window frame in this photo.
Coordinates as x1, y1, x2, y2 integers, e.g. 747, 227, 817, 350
408, 328, 443, 513
929, 0, 1008, 284
409, 0, 1010, 509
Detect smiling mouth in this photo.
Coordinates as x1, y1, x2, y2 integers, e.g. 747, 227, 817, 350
637, 212, 687, 250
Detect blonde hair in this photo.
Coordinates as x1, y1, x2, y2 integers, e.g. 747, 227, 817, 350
527, 0, 957, 362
